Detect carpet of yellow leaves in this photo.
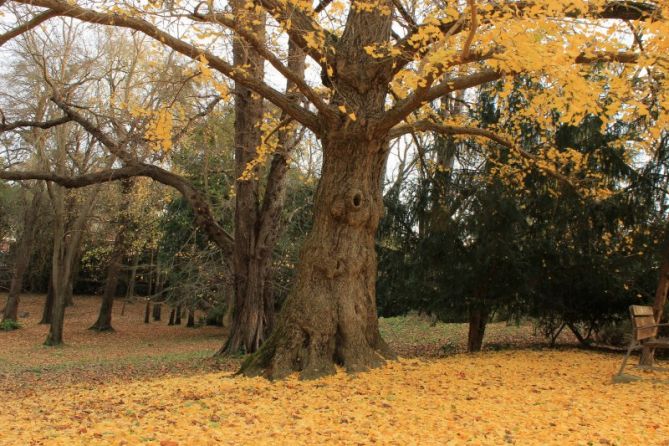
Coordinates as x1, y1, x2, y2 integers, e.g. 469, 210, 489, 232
2, 350, 667, 446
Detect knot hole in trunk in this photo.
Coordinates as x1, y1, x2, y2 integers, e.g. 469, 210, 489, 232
351, 191, 362, 208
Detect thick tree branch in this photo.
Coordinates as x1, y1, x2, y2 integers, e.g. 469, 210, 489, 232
0, 114, 71, 132
381, 69, 502, 133
0, 10, 58, 47
0, 165, 145, 187
46, 97, 235, 253
255, 0, 335, 67
0, 163, 235, 253
9, 0, 322, 133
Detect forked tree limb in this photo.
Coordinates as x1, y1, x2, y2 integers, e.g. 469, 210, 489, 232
383, 47, 644, 132
189, 10, 335, 121
4, 96, 237, 253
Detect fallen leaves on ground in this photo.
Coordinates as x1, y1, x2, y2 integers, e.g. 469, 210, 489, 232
2, 350, 666, 446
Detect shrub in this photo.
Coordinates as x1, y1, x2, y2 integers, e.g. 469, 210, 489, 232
0, 319, 21, 331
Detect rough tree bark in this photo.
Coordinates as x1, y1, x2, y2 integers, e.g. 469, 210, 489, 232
221, 38, 306, 354
241, 132, 396, 378
2, 189, 42, 323
241, 3, 398, 379
220, 4, 271, 355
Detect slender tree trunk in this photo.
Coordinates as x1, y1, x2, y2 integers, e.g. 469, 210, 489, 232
2, 190, 42, 323
175, 305, 182, 325
126, 253, 141, 300
187, 309, 195, 328
221, 7, 269, 354
467, 305, 490, 353
90, 180, 133, 331
144, 300, 151, 324
44, 184, 67, 346
221, 39, 305, 356
241, 135, 395, 379
89, 228, 126, 331
641, 237, 669, 365
44, 174, 104, 345
168, 308, 175, 325
64, 254, 78, 307
40, 278, 54, 325
152, 303, 162, 321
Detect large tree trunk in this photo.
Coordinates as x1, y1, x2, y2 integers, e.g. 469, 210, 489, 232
240, 2, 395, 378
467, 305, 490, 353
2, 190, 42, 323
241, 135, 395, 379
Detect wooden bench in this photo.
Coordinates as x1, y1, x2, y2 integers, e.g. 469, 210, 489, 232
617, 305, 669, 376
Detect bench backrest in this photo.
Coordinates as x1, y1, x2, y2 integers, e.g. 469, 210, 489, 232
630, 305, 658, 341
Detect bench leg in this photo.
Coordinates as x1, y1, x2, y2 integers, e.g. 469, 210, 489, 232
617, 340, 637, 376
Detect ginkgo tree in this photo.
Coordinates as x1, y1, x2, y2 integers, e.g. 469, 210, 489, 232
0, 0, 666, 378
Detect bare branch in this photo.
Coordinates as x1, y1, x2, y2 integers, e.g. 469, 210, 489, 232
0, 10, 58, 47
46, 96, 235, 252
0, 165, 145, 187
9, 0, 322, 133
391, 0, 417, 30
0, 114, 71, 132
314, 0, 334, 13
256, 0, 335, 67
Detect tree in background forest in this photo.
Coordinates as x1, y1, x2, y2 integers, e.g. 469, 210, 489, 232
0, 0, 666, 378
378, 85, 667, 352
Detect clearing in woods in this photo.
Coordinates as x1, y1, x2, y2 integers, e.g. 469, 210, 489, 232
2, 294, 664, 445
